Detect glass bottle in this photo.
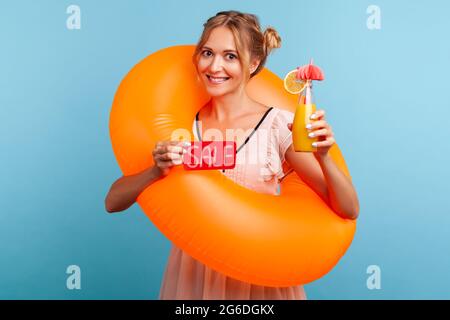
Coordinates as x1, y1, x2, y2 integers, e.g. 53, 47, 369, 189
292, 80, 317, 152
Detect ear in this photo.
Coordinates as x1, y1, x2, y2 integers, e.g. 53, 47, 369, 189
249, 59, 261, 74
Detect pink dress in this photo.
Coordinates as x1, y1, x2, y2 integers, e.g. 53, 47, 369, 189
159, 107, 306, 300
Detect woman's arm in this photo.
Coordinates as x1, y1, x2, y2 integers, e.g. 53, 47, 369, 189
285, 149, 359, 220
315, 153, 359, 220
284, 109, 360, 220
105, 166, 163, 213
105, 140, 186, 213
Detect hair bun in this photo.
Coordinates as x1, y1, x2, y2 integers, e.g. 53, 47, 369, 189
263, 27, 282, 55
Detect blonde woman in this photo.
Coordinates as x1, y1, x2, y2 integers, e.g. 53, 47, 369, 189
105, 10, 359, 300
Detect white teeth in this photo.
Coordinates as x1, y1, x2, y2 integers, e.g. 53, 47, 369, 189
207, 75, 229, 84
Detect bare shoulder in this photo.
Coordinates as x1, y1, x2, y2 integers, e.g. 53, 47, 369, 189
257, 101, 271, 112
249, 101, 271, 116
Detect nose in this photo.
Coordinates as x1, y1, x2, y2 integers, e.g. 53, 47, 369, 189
209, 56, 223, 73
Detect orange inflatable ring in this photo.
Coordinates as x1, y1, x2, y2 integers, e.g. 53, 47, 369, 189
109, 45, 356, 287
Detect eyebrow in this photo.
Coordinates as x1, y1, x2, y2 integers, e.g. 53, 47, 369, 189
202, 46, 238, 54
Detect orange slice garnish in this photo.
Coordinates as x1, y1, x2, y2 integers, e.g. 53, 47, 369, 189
283, 69, 306, 94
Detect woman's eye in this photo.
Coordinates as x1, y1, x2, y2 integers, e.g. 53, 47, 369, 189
201, 50, 237, 60
202, 50, 212, 57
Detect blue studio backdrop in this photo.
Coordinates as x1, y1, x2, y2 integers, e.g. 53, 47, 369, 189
1, 0, 450, 299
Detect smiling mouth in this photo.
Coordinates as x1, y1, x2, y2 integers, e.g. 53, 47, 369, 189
206, 75, 230, 84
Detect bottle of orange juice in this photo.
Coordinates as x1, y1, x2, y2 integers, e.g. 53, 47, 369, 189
284, 60, 324, 152
292, 81, 317, 152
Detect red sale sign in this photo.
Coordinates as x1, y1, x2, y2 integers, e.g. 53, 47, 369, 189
183, 141, 236, 170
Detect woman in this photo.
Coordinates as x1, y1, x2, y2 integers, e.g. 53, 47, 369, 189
105, 10, 359, 300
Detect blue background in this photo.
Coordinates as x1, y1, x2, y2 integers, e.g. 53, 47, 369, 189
1, 0, 449, 299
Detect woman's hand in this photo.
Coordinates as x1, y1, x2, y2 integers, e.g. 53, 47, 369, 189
287, 109, 335, 159
152, 141, 187, 177
105, 140, 188, 213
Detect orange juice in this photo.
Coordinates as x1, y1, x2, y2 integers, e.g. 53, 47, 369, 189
292, 103, 317, 152
292, 82, 317, 152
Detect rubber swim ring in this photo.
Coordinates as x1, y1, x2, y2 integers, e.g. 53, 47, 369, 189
109, 45, 356, 287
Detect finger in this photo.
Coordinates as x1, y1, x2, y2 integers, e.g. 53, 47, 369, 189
178, 141, 191, 148
166, 146, 185, 154
153, 147, 167, 155
313, 137, 335, 148
154, 141, 173, 153
154, 153, 175, 163
169, 140, 184, 146
171, 158, 183, 165
159, 152, 184, 161
308, 128, 329, 139
155, 141, 164, 149
306, 120, 326, 131
157, 157, 182, 167
154, 144, 182, 155
159, 158, 182, 166
310, 109, 325, 120
172, 141, 191, 154
156, 140, 182, 150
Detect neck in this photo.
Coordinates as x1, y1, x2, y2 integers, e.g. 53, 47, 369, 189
207, 85, 253, 121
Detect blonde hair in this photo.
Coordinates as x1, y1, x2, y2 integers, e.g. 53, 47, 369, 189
192, 10, 282, 81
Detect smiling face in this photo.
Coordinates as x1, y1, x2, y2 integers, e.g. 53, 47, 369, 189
197, 27, 253, 97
